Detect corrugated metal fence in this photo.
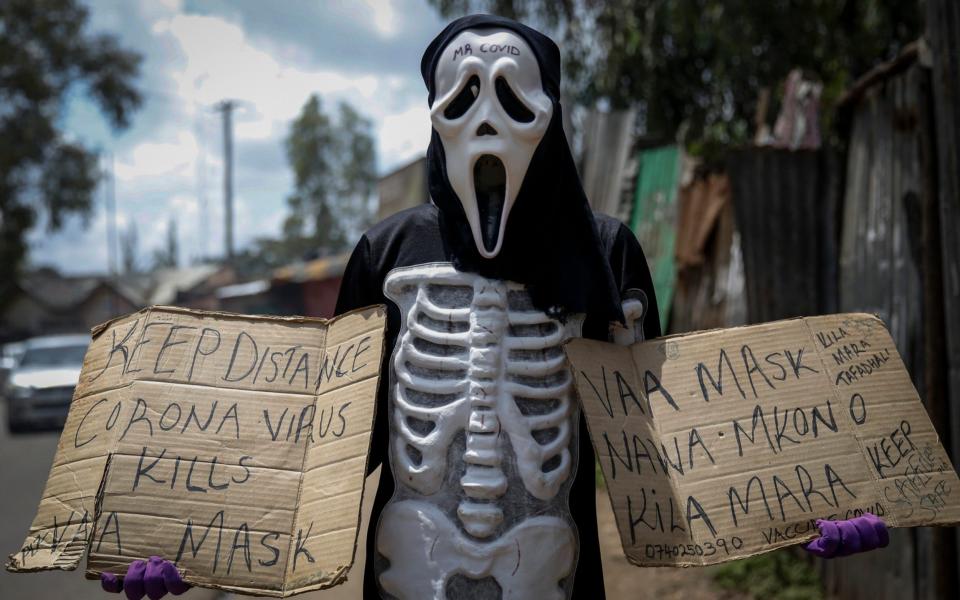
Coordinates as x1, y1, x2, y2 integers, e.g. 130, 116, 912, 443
726, 148, 839, 324
721, 11, 960, 598
824, 54, 955, 600
579, 4, 960, 596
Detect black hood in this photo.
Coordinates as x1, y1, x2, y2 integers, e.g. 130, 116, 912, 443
421, 14, 624, 324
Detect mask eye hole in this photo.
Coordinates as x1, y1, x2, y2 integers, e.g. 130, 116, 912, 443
495, 77, 535, 123
443, 75, 480, 120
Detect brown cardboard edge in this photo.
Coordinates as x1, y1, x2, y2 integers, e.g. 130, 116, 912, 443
62, 305, 385, 594
563, 313, 892, 568
83, 452, 114, 569
279, 320, 332, 590
89, 304, 383, 340
275, 305, 385, 596
563, 339, 655, 563
566, 337, 726, 567
5, 426, 117, 574
276, 306, 386, 596
618, 530, 823, 568
628, 312, 882, 347
80, 306, 388, 596
800, 316, 903, 530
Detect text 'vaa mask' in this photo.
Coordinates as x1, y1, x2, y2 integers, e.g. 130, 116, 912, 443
431, 28, 553, 258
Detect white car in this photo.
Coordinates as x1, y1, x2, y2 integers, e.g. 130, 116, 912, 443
5, 334, 89, 433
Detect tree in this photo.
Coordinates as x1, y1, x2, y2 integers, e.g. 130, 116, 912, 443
429, 0, 919, 153
152, 218, 179, 270
119, 222, 139, 275
0, 0, 141, 300
282, 95, 376, 259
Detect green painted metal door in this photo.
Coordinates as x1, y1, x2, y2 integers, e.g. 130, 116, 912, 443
630, 145, 681, 331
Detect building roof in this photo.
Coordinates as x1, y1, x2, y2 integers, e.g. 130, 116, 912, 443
146, 264, 221, 304
18, 271, 145, 311
272, 253, 351, 284
15, 264, 225, 313
216, 279, 270, 299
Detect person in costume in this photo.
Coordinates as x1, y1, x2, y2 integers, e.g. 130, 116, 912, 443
101, 14, 887, 600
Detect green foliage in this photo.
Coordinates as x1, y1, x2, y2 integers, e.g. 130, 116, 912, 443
429, 0, 919, 152
0, 0, 141, 298
713, 550, 823, 600
282, 95, 377, 259
230, 96, 376, 277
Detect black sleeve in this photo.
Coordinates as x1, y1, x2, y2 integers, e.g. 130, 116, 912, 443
335, 235, 381, 315
334, 235, 389, 472
607, 222, 662, 339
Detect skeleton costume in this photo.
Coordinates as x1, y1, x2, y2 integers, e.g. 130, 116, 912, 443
335, 15, 660, 599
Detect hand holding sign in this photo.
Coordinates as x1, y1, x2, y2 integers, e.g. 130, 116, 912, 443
804, 514, 889, 558
101, 556, 190, 600
7, 305, 387, 597
566, 314, 960, 566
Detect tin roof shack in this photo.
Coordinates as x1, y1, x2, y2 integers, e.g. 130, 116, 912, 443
725, 147, 840, 325
817, 30, 959, 600
162, 264, 237, 310
670, 168, 747, 333
576, 111, 747, 335
1, 269, 143, 341
215, 280, 275, 315
271, 253, 350, 318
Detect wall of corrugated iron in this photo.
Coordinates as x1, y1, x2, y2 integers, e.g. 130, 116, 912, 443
580, 108, 638, 222
928, 0, 960, 498
725, 148, 839, 324
724, 37, 959, 596
927, 0, 960, 590
816, 24, 959, 598
823, 60, 937, 600
670, 172, 747, 333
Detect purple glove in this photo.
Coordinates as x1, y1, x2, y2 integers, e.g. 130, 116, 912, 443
804, 513, 889, 558
100, 556, 190, 600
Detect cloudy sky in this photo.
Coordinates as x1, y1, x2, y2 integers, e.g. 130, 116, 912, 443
30, 0, 448, 274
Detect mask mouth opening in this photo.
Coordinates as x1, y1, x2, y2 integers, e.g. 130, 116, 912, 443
474, 154, 506, 254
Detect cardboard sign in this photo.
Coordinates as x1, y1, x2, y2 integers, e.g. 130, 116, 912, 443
6, 305, 387, 597
566, 313, 960, 566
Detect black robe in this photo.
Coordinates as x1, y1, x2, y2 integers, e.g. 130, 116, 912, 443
334, 203, 660, 598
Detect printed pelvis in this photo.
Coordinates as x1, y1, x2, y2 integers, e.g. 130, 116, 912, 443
376, 264, 582, 599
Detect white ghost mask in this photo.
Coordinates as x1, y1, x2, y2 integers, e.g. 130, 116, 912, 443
430, 28, 553, 258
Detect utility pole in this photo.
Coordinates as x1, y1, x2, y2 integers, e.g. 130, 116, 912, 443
103, 151, 118, 315
104, 152, 117, 277
196, 113, 209, 261
215, 100, 236, 262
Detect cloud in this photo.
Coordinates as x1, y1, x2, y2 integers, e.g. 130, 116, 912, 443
380, 104, 432, 168
114, 132, 199, 181
34, 0, 446, 274
361, 0, 401, 37
180, 0, 446, 76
